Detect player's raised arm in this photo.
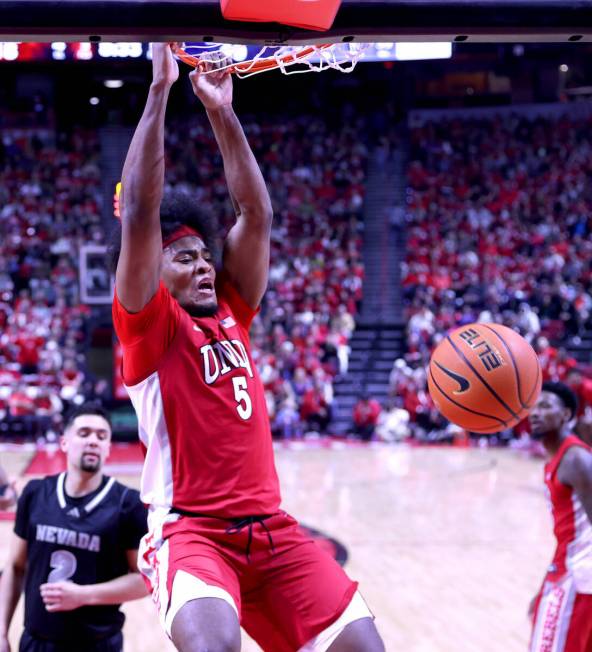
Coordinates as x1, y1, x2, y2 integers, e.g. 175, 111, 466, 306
189, 65, 273, 310
116, 43, 179, 313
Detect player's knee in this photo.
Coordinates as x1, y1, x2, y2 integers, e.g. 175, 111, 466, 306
328, 617, 385, 652
173, 632, 240, 652
170, 598, 241, 652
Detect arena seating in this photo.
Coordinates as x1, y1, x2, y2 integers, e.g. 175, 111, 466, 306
0, 127, 99, 438
401, 112, 592, 438
3, 106, 592, 443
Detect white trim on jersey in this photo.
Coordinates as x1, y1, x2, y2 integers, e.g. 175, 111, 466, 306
156, 539, 171, 632
56, 472, 67, 508
566, 492, 592, 593
137, 507, 182, 636
299, 591, 373, 652
125, 371, 174, 508
164, 570, 238, 638
84, 477, 116, 513
529, 577, 577, 652
56, 472, 116, 515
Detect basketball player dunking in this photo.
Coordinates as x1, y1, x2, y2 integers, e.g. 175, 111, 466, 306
528, 382, 592, 652
111, 43, 385, 652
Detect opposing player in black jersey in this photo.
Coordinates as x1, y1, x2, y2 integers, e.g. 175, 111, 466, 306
0, 404, 148, 652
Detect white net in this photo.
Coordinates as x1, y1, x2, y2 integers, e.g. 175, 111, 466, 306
177, 42, 368, 77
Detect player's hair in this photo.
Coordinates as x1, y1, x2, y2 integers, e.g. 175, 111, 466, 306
541, 381, 578, 420
109, 188, 220, 273
63, 402, 112, 432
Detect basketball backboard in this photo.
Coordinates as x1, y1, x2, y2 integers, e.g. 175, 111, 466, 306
0, 0, 592, 42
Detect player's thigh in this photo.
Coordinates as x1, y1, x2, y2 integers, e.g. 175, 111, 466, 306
242, 517, 359, 651
170, 596, 241, 652
139, 523, 241, 650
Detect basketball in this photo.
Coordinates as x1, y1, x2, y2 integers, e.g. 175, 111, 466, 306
427, 323, 542, 434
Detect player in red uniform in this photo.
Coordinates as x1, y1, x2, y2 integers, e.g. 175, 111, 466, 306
528, 382, 592, 652
111, 43, 384, 652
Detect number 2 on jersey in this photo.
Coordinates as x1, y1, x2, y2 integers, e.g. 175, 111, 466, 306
232, 376, 252, 420
48, 549, 77, 583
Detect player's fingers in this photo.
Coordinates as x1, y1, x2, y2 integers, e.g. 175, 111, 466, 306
189, 68, 205, 87
202, 51, 223, 71
40, 586, 61, 597
212, 52, 227, 71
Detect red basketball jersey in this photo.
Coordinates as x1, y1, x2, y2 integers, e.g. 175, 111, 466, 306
112, 275, 281, 518
544, 435, 592, 592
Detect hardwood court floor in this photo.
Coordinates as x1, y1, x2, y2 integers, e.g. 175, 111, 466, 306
0, 442, 553, 652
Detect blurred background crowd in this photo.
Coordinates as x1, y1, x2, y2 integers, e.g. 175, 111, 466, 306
1, 45, 592, 446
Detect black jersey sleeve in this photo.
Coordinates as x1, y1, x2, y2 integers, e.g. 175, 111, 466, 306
119, 488, 147, 551
14, 479, 41, 539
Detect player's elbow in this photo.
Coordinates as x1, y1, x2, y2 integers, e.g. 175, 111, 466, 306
120, 183, 163, 226
244, 202, 273, 229
9, 559, 26, 579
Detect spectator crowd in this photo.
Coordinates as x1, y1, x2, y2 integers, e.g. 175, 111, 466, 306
0, 127, 102, 438
397, 111, 592, 440
3, 105, 592, 444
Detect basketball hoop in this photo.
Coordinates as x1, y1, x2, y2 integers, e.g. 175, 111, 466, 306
173, 42, 368, 78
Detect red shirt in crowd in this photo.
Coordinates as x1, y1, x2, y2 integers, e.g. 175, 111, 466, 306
353, 398, 381, 428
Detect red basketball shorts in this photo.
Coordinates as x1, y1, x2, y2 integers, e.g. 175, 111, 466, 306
530, 576, 592, 652
138, 510, 363, 652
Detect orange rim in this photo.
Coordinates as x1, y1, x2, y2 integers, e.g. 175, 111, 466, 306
174, 44, 333, 74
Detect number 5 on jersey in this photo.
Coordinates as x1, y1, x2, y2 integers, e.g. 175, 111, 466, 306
232, 376, 252, 420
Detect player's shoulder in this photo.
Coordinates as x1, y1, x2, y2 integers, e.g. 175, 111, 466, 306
558, 441, 592, 486
21, 474, 59, 497
109, 478, 143, 508
215, 270, 257, 329
562, 443, 592, 466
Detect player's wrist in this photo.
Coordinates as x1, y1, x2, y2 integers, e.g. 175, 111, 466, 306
206, 103, 234, 115
76, 583, 94, 607
150, 79, 174, 94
